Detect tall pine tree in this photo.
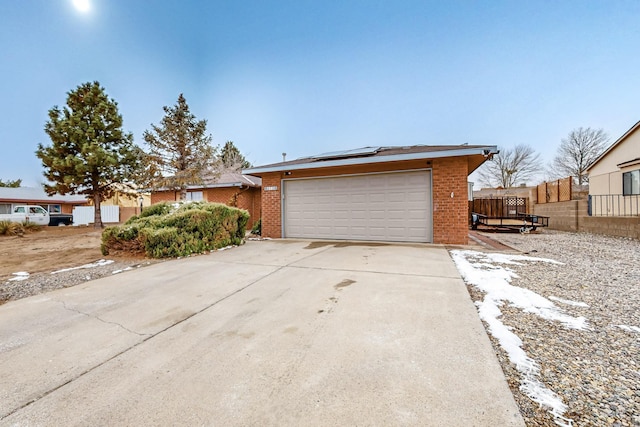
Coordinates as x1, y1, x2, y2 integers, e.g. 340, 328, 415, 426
0, 179, 22, 187
36, 81, 141, 228
143, 94, 218, 200
220, 141, 251, 170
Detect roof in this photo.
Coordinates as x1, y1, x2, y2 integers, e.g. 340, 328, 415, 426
0, 187, 87, 204
244, 145, 498, 175
203, 172, 262, 188
153, 172, 262, 191
586, 119, 640, 172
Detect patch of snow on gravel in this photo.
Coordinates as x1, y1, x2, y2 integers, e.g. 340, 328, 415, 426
450, 249, 585, 427
617, 324, 640, 333
8, 272, 30, 282
51, 259, 114, 274
548, 296, 589, 308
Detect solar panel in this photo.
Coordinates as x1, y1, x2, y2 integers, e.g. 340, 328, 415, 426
310, 146, 381, 160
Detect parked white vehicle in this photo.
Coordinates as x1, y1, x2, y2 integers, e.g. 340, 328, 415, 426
0, 205, 50, 226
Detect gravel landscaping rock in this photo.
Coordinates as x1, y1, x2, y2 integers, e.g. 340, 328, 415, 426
0, 259, 158, 304
462, 230, 640, 427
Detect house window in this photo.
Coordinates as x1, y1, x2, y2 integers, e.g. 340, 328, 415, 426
39, 204, 61, 213
186, 191, 203, 201
0, 204, 11, 214
623, 170, 640, 195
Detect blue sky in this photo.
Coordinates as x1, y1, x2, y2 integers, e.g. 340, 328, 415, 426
1, 0, 639, 187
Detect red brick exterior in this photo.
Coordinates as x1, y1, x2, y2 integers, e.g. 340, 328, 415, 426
258, 156, 470, 244
432, 157, 469, 244
260, 173, 282, 238
150, 187, 261, 229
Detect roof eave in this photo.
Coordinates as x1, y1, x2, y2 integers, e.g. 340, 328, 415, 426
244, 146, 499, 175
586, 120, 640, 172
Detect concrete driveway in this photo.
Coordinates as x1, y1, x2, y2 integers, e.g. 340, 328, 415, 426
0, 240, 523, 426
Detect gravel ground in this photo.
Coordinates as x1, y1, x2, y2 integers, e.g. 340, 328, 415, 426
464, 230, 640, 427
0, 259, 159, 304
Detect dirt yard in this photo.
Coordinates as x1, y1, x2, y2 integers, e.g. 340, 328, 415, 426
0, 226, 134, 280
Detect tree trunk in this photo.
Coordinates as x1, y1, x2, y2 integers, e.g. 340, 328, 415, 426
179, 188, 187, 201
93, 192, 103, 228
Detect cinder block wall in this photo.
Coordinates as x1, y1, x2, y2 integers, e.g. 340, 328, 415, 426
581, 216, 640, 239
534, 199, 640, 239
533, 200, 583, 231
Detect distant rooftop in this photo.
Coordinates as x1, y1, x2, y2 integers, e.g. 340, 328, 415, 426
0, 187, 87, 203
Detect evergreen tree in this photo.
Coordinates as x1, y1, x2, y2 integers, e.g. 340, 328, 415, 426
143, 94, 218, 200
0, 178, 22, 187
36, 81, 141, 228
220, 141, 251, 170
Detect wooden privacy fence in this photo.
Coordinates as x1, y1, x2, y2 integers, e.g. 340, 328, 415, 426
469, 197, 529, 218
537, 177, 572, 203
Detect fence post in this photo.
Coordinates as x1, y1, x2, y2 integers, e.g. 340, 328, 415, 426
569, 177, 573, 201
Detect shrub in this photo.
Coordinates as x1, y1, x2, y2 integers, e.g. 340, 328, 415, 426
22, 221, 42, 232
0, 221, 43, 236
251, 218, 261, 235
101, 202, 250, 258
0, 221, 27, 236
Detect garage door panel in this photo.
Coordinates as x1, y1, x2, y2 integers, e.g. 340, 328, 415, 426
284, 171, 432, 243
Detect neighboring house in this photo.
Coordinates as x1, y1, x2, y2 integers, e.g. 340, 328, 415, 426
586, 120, 640, 216
151, 172, 262, 229
244, 145, 498, 245
0, 187, 88, 215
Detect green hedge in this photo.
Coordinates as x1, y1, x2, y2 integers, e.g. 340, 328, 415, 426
101, 202, 249, 258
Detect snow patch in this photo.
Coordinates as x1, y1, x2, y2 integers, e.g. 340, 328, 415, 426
548, 296, 589, 308
8, 272, 30, 281
617, 325, 640, 333
111, 267, 133, 275
450, 250, 582, 427
51, 259, 114, 274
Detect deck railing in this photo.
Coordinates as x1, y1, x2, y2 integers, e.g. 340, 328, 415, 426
589, 194, 640, 217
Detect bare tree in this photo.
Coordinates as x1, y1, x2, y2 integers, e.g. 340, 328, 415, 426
550, 127, 609, 185
478, 144, 542, 188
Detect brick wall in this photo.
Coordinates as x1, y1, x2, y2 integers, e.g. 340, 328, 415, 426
151, 190, 178, 204
120, 207, 138, 223
203, 187, 261, 229
432, 157, 469, 244
258, 157, 470, 245
260, 173, 282, 238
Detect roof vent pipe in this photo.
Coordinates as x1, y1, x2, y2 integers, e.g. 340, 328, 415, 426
282, 152, 287, 162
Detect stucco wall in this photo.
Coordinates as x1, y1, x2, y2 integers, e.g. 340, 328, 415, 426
589, 125, 640, 195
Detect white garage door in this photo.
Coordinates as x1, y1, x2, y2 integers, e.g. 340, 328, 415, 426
283, 170, 432, 243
